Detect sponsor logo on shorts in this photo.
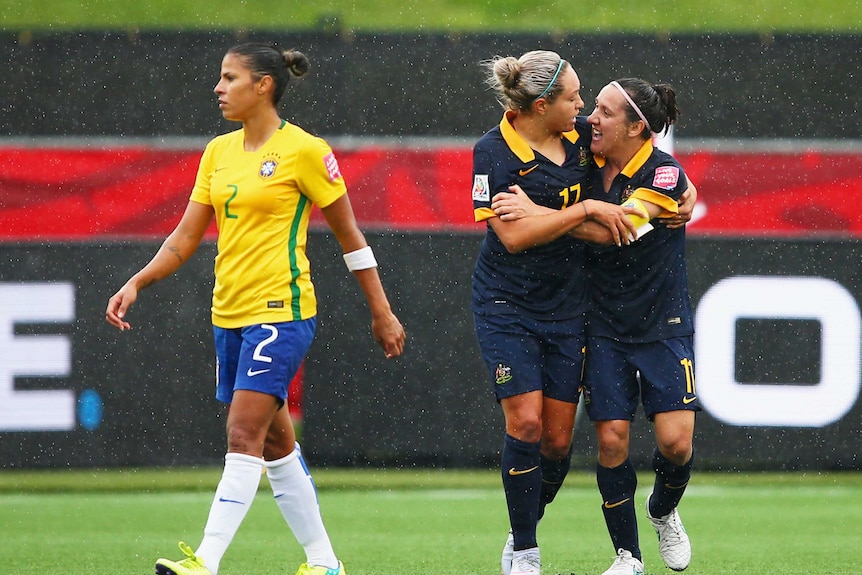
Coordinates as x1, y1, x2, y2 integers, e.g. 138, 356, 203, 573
247, 368, 271, 377
682, 395, 698, 404
495, 364, 512, 385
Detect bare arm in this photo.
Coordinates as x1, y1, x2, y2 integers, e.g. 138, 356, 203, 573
320, 194, 406, 359
570, 220, 623, 245
106, 200, 214, 330
573, 197, 663, 245
489, 187, 590, 253
491, 185, 637, 250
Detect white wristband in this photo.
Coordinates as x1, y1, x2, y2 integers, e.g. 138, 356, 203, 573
343, 245, 378, 271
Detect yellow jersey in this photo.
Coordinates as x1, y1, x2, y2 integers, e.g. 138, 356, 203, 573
190, 120, 347, 328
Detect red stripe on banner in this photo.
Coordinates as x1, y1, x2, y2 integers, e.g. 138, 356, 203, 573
3, 146, 862, 238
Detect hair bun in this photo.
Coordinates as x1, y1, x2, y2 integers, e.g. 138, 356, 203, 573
282, 49, 309, 78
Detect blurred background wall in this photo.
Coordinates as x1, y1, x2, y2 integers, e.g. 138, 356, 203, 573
3, 31, 860, 139
2, 27, 861, 471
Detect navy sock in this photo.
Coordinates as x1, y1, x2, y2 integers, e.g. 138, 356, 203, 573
537, 446, 572, 521
501, 434, 542, 550
649, 447, 694, 517
597, 459, 640, 560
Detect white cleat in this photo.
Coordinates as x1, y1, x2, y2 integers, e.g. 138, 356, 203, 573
646, 493, 691, 571
510, 547, 540, 575
501, 529, 514, 575
601, 548, 644, 575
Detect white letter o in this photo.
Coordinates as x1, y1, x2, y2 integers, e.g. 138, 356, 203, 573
695, 276, 860, 427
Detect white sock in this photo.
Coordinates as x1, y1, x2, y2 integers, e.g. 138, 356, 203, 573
195, 452, 264, 575
266, 445, 338, 569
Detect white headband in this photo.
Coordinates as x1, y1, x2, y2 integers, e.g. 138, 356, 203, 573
610, 81, 653, 135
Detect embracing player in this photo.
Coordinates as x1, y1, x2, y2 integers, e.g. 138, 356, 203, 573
580, 77, 699, 575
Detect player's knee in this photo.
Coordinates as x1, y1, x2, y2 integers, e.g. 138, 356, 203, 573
597, 433, 628, 460
226, 426, 266, 456
596, 421, 627, 444
506, 415, 542, 443
597, 441, 628, 465
262, 436, 296, 460
542, 434, 572, 460
657, 438, 693, 465
596, 427, 629, 464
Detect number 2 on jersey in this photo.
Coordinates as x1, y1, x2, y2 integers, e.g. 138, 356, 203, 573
253, 324, 278, 364
225, 184, 239, 219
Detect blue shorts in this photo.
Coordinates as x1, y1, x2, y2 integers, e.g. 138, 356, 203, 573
474, 312, 585, 403
582, 335, 701, 421
213, 319, 316, 405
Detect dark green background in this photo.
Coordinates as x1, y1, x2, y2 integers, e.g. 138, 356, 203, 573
4, 31, 859, 139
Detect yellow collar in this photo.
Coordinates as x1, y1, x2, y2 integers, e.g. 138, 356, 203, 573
594, 139, 654, 177
499, 111, 582, 163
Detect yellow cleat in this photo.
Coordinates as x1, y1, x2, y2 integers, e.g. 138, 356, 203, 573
155, 541, 212, 575
294, 560, 345, 575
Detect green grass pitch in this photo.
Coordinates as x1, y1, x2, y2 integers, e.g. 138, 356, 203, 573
1, 0, 861, 33
1, 468, 860, 574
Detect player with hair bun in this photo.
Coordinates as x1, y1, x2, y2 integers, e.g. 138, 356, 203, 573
106, 42, 405, 575
490, 75, 699, 575
471, 50, 639, 575
582, 77, 699, 575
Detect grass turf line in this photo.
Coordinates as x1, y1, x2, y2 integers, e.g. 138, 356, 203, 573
1, 469, 860, 574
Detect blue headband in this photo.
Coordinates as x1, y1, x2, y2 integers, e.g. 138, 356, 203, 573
534, 59, 565, 101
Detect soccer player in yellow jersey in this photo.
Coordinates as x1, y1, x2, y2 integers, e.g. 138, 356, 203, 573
106, 42, 405, 575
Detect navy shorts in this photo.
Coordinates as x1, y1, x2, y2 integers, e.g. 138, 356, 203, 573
474, 312, 585, 403
213, 318, 316, 405
582, 335, 701, 421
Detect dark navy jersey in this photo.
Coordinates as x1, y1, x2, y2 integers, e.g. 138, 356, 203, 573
471, 113, 593, 319
584, 140, 694, 342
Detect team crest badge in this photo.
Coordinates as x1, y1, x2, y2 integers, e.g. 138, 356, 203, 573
578, 148, 590, 167
495, 363, 512, 385
259, 158, 278, 179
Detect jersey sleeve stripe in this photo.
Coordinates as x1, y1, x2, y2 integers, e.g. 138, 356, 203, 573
631, 187, 679, 216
